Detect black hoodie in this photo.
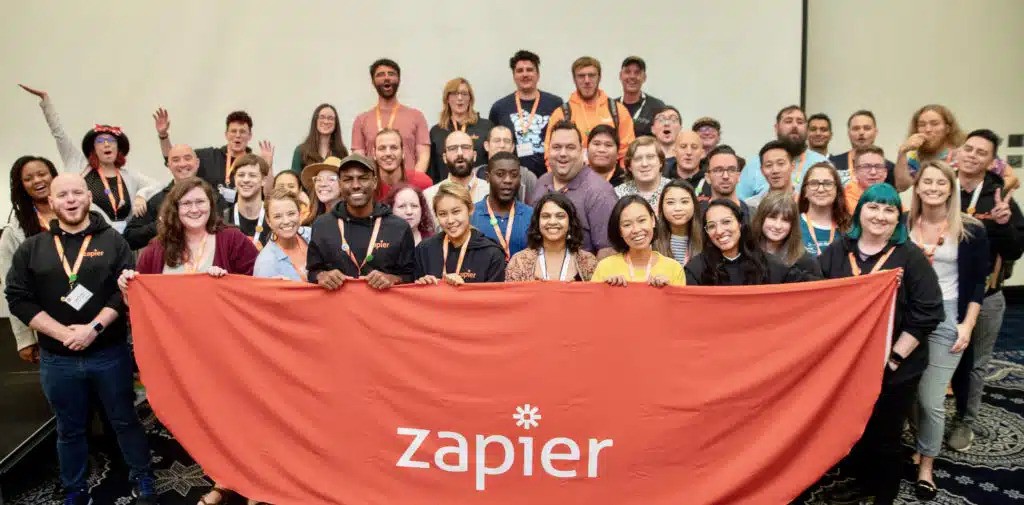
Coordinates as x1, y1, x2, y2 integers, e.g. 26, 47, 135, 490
413, 228, 506, 282
4, 211, 134, 355
959, 171, 1024, 294
307, 202, 415, 282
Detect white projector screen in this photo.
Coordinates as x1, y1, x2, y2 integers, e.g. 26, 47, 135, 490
0, 0, 803, 219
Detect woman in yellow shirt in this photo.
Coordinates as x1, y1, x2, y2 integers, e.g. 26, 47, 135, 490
591, 195, 686, 287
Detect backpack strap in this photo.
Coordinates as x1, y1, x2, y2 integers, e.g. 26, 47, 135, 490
608, 98, 619, 130
561, 102, 572, 123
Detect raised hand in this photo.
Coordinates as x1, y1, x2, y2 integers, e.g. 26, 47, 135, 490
258, 140, 275, 163
18, 84, 48, 101
993, 187, 1012, 225
153, 108, 170, 137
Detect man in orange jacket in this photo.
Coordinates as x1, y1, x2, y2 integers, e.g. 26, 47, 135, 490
544, 56, 635, 170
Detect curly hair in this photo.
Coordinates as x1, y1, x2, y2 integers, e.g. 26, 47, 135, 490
9, 156, 58, 237
526, 192, 584, 252
157, 177, 224, 267
382, 183, 435, 240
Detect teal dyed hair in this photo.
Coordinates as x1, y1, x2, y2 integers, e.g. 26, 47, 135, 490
848, 183, 908, 244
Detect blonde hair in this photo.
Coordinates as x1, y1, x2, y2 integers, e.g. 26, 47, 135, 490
909, 160, 979, 243
438, 77, 479, 129
908, 104, 965, 154
431, 181, 474, 217
623, 136, 665, 181
263, 187, 303, 216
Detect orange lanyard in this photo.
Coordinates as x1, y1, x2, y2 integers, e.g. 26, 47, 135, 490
848, 246, 896, 276
375, 103, 400, 132
451, 118, 468, 132
94, 168, 125, 212
442, 234, 470, 276
338, 217, 382, 276
911, 218, 947, 264
791, 152, 806, 187
279, 237, 308, 275
485, 199, 516, 260
514, 92, 540, 137
53, 235, 92, 286
224, 154, 235, 185
184, 233, 210, 273
36, 207, 51, 231
801, 213, 835, 256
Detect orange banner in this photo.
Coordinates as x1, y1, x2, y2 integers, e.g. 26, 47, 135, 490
127, 272, 898, 505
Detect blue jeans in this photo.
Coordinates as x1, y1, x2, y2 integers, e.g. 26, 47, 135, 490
916, 300, 961, 457
39, 343, 152, 492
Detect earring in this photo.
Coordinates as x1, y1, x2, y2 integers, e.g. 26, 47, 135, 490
566, 233, 571, 239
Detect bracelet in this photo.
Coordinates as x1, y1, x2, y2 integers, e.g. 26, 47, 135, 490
158, 134, 168, 140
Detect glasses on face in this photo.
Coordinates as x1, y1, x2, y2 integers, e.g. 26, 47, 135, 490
445, 144, 474, 153
490, 137, 514, 145
94, 137, 116, 146
655, 116, 681, 125
704, 217, 737, 233
856, 164, 886, 173
449, 91, 471, 98
314, 175, 339, 184
179, 199, 210, 210
709, 167, 741, 176
317, 114, 335, 121
697, 126, 718, 135
805, 180, 836, 190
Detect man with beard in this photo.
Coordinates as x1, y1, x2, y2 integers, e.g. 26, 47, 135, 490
351, 59, 431, 175
529, 120, 617, 257
5, 174, 156, 505
807, 113, 833, 157
154, 109, 274, 204
124, 143, 212, 249
664, 130, 707, 195
470, 152, 533, 259
424, 131, 490, 215
473, 125, 537, 201
829, 110, 897, 188
744, 140, 795, 208
306, 154, 415, 290
651, 106, 683, 173
700, 145, 753, 224
222, 153, 273, 250
373, 128, 434, 199
488, 50, 564, 178
736, 105, 828, 200
615, 56, 666, 138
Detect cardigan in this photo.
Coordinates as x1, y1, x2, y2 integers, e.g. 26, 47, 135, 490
136, 227, 258, 275
504, 248, 598, 282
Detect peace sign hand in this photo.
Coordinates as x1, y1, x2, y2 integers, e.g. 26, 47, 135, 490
992, 187, 1012, 225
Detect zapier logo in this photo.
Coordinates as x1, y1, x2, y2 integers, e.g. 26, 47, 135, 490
396, 404, 614, 491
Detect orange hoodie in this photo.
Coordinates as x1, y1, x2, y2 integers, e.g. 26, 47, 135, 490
543, 89, 635, 170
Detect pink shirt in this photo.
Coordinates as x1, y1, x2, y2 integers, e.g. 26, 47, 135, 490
351, 103, 430, 174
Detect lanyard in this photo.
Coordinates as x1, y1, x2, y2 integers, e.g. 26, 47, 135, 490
338, 217, 382, 276
628, 94, 647, 121
538, 247, 572, 281
53, 234, 92, 286
225, 154, 234, 185
963, 180, 983, 215
485, 199, 516, 260
451, 118, 468, 133
695, 178, 706, 195
801, 213, 835, 256
791, 152, 807, 187
514, 92, 540, 138
35, 206, 51, 231
184, 233, 210, 273
848, 246, 896, 276
91, 167, 125, 213
625, 252, 655, 281
375, 103, 400, 132
234, 205, 266, 247
442, 234, 470, 276
278, 236, 308, 275
911, 218, 947, 264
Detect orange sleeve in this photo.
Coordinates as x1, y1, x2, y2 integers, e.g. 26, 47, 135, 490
616, 103, 636, 166
543, 106, 565, 170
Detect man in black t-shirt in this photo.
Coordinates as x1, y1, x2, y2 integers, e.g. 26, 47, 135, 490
488, 50, 564, 178
222, 153, 272, 249
829, 110, 897, 188
616, 56, 666, 138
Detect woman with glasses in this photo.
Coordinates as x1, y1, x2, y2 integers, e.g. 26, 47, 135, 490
844, 146, 893, 212
506, 192, 598, 282
819, 183, 944, 505
798, 162, 851, 256
428, 78, 494, 183
592, 195, 685, 287
290, 103, 349, 174
300, 157, 343, 225
685, 199, 805, 285
615, 136, 671, 209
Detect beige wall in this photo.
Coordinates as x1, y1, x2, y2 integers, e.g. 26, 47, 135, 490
806, 0, 1024, 284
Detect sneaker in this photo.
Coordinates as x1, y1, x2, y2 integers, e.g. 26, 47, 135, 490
947, 421, 975, 452
132, 475, 159, 504
64, 490, 93, 505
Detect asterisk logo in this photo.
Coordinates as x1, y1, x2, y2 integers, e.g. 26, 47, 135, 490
513, 404, 542, 430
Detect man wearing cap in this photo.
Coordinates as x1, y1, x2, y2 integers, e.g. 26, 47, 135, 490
351, 58, 431, 175
692, 117, 722, 154
616, 56, 666, 138
736, 105, 828, 200
307, 154, 416, 290
222, 153, 272, 250
474, 125, 538, 202
124, 143, 211, 250
544, 56, 635, 167
488, 50, 564, 179
424, 131, 490, 215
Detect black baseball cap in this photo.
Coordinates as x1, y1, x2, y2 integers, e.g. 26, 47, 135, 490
621, 56, 646, 71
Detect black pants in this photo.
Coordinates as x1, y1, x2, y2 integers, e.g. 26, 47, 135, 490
848, 377, 918, 505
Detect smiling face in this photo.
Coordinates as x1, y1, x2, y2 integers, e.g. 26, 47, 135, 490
392, 188, 422, 231
484, 127, 515, 157
314, 168, 341, 203
807, 118, 832, 151
267, 198, 301, 240
167, 145, 199, 182
761, 214, 792, 244
661, 186, 694, 230
21, 160, 54, 202
224, 121, 252, 154
619, 202, 656, 250
704, 204, 740, 256
374, 131, 403, 174
915, 166, 952, 208
854, 152, 887, 189
803, 166, 837, 208
316, 107, 337, 136
619, 63, 645, 96
274, 173, 301, 196
760, 148, 794, 191
586, 132, 617, 171
538, 200, 569, 244
859, 201, 899, 240
233, 164, 263, 200
513, 60, 538, 94
550, 128, 584, 182
339, 166, 376, 211
697, 125, 720, 151
956, 136, 995, 177
435, 194, 471, 242
48, 175, 92, 227
176, 186, 211, 232
628, 144, 661, 185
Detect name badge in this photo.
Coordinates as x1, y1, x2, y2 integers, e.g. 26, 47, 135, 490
219, 185, 237, 204
63, 284, 94, 311
516, 143, 535, 157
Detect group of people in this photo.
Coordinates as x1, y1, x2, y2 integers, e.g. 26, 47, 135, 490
3, 49, 1023, 505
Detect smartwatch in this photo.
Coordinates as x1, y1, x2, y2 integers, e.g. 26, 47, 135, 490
92, 321, 105, 335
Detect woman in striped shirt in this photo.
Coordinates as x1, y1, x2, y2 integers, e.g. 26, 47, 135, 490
653, 179, 702, 266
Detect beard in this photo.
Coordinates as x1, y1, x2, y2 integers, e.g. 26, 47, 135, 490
56, 205, 88, 227
777, 132, 806, 155
446, 158, 473, 178
375, 81, 399, 99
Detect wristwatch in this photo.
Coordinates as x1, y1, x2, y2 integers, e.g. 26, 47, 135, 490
92, 321, 105, 335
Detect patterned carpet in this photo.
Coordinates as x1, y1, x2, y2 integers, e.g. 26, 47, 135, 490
4, 291, 1024, 504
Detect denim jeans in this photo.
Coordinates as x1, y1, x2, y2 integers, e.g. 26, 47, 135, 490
916, 300, 961, 457
952, 291, 1006, 426
39, 343, 152, 492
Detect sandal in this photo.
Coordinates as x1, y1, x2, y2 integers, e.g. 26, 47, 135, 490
199, 487, 235, 505
915, 479, 938, 500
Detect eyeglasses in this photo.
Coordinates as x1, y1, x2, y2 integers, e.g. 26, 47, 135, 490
855, 164, 887, 173
317, 114, 336, 121
314, 175, 339, 184
655, 116, 681, 125
179, 199, 210, 209
708, 167, 741, 176
697, 126, 718, 135
489, 137, 514, 145
804, 180, 836, 190
449, 91, 471, 98
445, 144, 474, 153
94, 137, 117, 145
704, 217, 737, 233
